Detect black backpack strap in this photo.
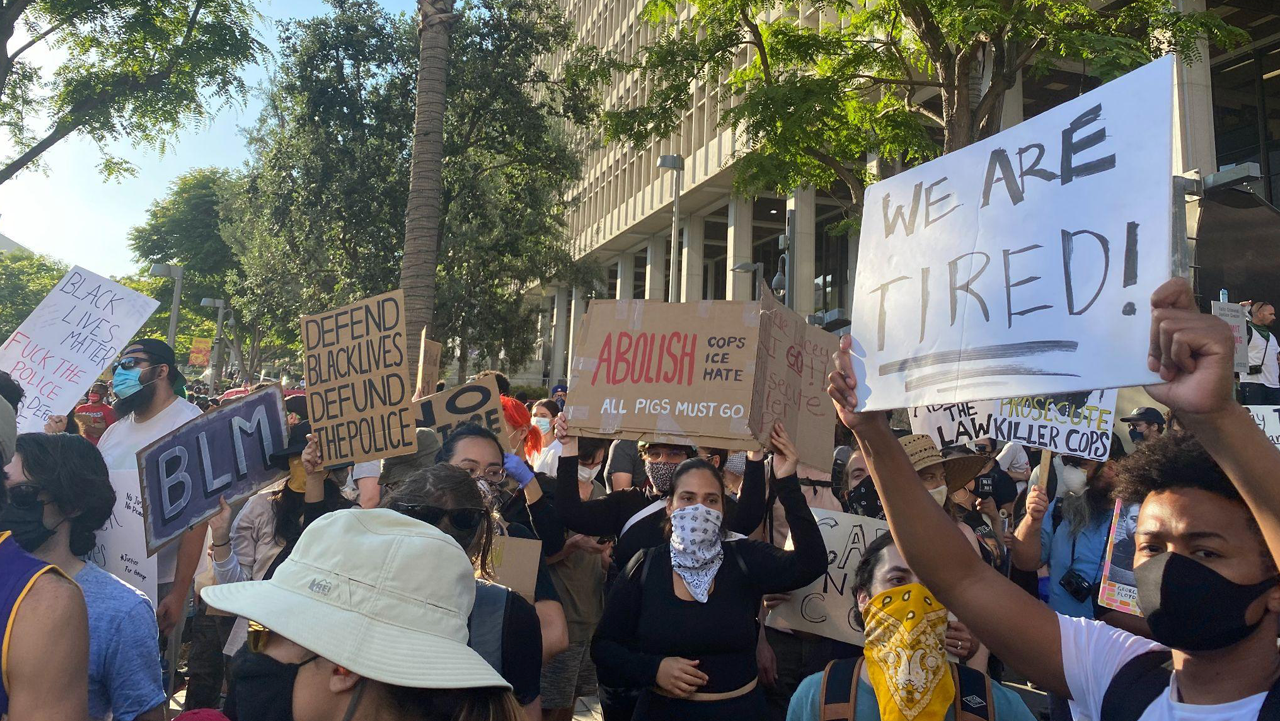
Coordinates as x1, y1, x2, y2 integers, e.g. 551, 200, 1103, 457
1257, 670, 1280, 720
819, 658, 860, 721
955, 664, 994, 721
1100, 650, 1173, 721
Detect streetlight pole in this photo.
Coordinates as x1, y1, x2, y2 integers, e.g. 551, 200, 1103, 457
658, 154, 684, 303
150, 263, 184, 347
730, 261, 764, 299
201, 298, 227, 390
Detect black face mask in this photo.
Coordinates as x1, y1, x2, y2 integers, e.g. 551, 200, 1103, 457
1136, 551, 1278, 652
0, 501, 56, 553
1128, 427, 1146, 444
234, 652, 307, 721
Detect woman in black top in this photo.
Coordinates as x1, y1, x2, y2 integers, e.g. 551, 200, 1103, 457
584, 423, 827, 721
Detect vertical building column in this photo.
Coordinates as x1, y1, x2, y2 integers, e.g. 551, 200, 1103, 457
788, 187, 817, 315
567, 286, 584, 382
1000, 69, 1023, 131
616, 253, 635, 300
646, 235, 666, 300
726, 196, 753, 300
682, 217, 705, 302
550, 285, 569, 385
1173, 0, 1216, 178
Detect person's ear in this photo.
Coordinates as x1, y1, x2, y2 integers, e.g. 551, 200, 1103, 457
711, 456, 721, 469
856, 589, 871, 614
1265, 583, 1280, 616
329, 665, 364, 694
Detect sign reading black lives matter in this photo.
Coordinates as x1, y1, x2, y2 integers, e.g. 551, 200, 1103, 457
137, 386, 287, 554
303, 290, 418, 467
847, 57, 1174, 411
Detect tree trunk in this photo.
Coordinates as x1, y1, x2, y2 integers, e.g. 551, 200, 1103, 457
401, 0, 454, 376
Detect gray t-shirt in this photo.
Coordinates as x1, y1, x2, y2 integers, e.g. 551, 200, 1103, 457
606, 439, 647, 491
76, 562, 166, 721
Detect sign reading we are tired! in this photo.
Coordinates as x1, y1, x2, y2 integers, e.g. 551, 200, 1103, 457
302, 290, 417, 467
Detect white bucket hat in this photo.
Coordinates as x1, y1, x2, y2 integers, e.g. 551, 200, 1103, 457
201, 508, 509, 691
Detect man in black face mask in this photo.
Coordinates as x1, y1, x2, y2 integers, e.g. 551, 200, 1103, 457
827, 277, 1280, 721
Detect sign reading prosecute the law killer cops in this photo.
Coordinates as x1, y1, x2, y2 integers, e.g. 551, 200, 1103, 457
302, 290, 418, 467
564, 294, 839, 468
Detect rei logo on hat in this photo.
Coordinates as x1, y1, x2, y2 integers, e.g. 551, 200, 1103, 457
308, 578, 334, 596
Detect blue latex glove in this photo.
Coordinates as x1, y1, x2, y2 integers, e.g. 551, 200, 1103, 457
504, 453, 536, 488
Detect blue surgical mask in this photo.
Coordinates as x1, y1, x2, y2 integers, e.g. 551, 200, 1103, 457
532, 417, 552, 436
113, 367, 144, 398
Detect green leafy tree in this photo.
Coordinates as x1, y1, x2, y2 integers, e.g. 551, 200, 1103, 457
0, 249, 67, 339
605, 0, 1245, 209
0, 0, 262, 184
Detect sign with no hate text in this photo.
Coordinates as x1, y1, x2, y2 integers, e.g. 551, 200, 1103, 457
0, 267, 159, 433
417, 377, 514, 452
847, 57, 1174, 410
137, 386, 288, 554
302, 290, 418, 467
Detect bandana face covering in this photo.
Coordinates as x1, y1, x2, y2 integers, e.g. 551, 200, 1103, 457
723, 452, 747, 477
669, 504, 724, 603
862, 583, 955, 721
646, 461, 679, 494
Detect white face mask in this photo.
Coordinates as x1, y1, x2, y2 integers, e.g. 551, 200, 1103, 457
928, 485, 950, 507
1059, 465, 1088, 496
578, 464, 599, 482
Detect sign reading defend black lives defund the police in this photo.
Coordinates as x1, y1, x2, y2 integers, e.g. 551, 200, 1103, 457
302, 290, 418, 467
848, 57, 1175, 411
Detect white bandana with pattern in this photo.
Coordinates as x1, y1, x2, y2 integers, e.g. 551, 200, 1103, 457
669, 504, 725, 603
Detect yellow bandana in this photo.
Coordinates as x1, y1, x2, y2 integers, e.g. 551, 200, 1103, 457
286, 456, 308, 493
862, 583, 955, 721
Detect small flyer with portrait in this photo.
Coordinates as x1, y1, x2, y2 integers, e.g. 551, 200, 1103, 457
1098, 499, 1142, 616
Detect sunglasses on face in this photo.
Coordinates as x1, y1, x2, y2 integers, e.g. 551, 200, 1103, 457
112, 356, 154, 372
390, 503, 486, 532
1, 483, 43, 510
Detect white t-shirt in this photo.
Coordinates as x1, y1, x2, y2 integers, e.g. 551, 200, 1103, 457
534, 440, 563, 476
1059, 614, 1267, 720
97, 397, 206, 585
996, 441, 1030, 476
1245, 327, 1279, 388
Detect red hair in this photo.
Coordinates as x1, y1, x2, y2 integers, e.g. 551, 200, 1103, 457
502, 395, 542, 459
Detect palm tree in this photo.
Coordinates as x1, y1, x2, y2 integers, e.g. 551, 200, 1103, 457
402, 0, 455, 369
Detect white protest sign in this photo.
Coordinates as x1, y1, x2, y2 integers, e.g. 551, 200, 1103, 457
848, 57, 1174, 410
765, 509, 890, 645
1211, 302, 1249, 374
84, 470, 159, 603
1246, 406, 1280, 447
0, 267, 159, 432
909, 401, 999, 448
993, 389, 1117, 461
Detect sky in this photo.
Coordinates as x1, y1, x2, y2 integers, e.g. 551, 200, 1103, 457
0, 0, 386, 279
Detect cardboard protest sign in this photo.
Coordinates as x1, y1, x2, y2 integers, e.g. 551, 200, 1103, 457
0, 267, 159, 432
416, 377, 514, 451
417, 332, 443, 398
188, 338, 213, 367
1098, 499, 1142, 616
137, 386, 288, 555
1245, 406, 1280, 447
1211, 302, 1249, 374
993, 389, 1117, 462
302, 290, 418, 467
765, 509, 890, 644
85, 470, 159, 602
847, 57, 1174, 411
491, 534, 541, 602
909, 401, 999, 448
565, 296, 839, 467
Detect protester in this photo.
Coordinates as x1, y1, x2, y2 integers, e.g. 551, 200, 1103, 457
994, 439, 1032, 485
503, 395, 544, 463
95, 338, 207, 638
721, 451, 747, 498
0, 400, 91, 720
4, 432, 165, 721
73, 381, 118, 444
970, 439, 1020, 515
201, 509, 523, 721
42, 412, 81, 436
828, 277, 1280, 720
590, 422, 826, 720
381, 464, 544, 720
476, 369, 513, 397
379, 428, 445, 490
786, 532, 1035, 721
0, 370, 24, 412
531, 400, 562, 475
435, 424, 570, 665
1241, 300, 1279, 405
605, 439, 646, 491
1120, 406, 1166, 445
841, 447, 880, 517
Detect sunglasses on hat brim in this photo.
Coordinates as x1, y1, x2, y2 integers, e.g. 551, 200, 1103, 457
389, 503, 486, 532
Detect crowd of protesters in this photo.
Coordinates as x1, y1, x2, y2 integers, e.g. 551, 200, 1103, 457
2, 277, 1280, 721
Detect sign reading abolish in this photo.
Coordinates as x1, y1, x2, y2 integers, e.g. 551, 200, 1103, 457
1211, 302, 1249, 374
137, 386, 288, 554
565, 295, 838, 467
993, 389, 1117, 462
766, 509, 890, 645
302, 290, 418, 467
416, 376, 513, 451
909, 401, 998, 448
847, 57, 1174, 411
0, 267, 159, 432
87, 470, 159, 602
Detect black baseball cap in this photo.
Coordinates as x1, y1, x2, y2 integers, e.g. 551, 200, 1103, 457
1120, 407, 1164, 425
121, 338, 188, 399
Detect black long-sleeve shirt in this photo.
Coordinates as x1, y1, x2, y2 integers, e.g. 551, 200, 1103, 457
554, 455, 769, 572
589, 474, 825, 715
